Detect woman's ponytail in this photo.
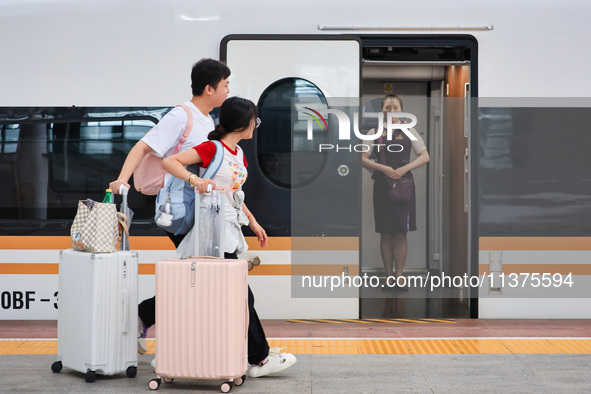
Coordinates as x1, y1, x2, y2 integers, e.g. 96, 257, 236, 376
208, 124, 225, 140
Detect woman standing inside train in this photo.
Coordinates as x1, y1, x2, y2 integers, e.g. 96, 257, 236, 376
361, 95, 429, 287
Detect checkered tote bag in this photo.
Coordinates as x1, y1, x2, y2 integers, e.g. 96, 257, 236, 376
70, 199, 119, 253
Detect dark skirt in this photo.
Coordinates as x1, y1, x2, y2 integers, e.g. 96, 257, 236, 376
372, 176, 417, 234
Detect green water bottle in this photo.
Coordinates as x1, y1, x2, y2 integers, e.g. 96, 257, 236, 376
102, 189, 114, 204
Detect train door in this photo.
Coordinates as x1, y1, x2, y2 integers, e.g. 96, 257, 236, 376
221, 35, 362, 319
359, 36, 477, 318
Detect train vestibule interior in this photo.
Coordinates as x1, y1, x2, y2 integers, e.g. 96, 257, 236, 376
359, 43, 472, 318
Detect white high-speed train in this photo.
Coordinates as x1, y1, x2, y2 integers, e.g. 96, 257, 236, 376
1, 0, 590, 320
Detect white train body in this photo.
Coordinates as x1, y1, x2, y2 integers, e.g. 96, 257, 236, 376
1, 0, 590, 320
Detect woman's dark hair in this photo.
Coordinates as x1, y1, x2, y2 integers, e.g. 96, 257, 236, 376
208, 97, 257, 141
191, 58, 231, 96
381, 95, 403, 111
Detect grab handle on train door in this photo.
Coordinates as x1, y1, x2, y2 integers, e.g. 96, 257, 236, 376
464, 149, 469, 213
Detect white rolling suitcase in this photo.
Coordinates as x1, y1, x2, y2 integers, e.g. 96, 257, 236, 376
51, 187, 138, 383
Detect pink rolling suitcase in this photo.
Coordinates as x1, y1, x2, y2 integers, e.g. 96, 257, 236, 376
149, 187, 249, 393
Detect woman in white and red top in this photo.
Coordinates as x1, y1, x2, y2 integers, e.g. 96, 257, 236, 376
192, 132, 251, 256
162, 97, 297, 378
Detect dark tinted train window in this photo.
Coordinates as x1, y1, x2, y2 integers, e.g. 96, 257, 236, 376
1, 124, 19, 153
257, 78, 328, 188
478, 107, 591, 236
0, 107, 170, 234
49, 119, 153, 193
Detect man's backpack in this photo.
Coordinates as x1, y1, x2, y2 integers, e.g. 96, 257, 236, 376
133, 105, 193, 195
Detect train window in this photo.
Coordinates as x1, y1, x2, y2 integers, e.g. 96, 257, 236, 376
1, 124, 20, 154
0, 107, 169, 233
49, 119, 153, 193
257, 78, 328, 188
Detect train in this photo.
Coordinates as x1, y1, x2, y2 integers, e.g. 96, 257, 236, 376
1, 0, 590, 320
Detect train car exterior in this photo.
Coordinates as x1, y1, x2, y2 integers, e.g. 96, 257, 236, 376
0, 0, 590, 320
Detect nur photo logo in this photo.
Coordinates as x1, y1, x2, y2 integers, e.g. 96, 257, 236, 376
303, 107, 329, 132
301, 106, 419, 152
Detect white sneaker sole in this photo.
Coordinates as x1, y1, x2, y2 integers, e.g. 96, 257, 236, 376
248, 354, 297, 378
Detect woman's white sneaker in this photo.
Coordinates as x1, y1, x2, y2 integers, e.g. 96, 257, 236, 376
247, 348, 297, 378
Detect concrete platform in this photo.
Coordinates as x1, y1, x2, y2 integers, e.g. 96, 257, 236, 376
1, 353, 591, 393
1, 320, 591, 392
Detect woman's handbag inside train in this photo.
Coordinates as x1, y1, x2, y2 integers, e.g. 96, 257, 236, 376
376, 136, 413, 202
387, 177, 413, 202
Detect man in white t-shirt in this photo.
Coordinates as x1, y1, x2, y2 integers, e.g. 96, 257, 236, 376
109, 59, 230, 357
109, 59, 296, 378
110, 59, 230, 194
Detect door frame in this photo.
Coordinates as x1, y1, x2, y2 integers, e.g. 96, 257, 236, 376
359, 34, 478, 318
220, 34, 479, 318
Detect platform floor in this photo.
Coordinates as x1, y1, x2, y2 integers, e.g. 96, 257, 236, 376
1, 319, 590, 393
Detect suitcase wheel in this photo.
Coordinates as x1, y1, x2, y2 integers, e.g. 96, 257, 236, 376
84, 370, 96, 383
234, 375, 246, 386
149, 378, 161, 390
163, 378, 174, 384
221, 381, 233, 393
126, 366, 137, 378
51, 361, 62, 373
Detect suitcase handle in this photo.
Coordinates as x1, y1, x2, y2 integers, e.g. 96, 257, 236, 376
119, 185, 130, 251
186, 256, 225, 260
122, 289, 129, 334
195, 185, 228, 193
192, 188, 225, 258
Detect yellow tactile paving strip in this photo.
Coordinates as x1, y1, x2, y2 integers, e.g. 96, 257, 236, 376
452, 339, 511, 354
2, 338, 591, 355
285, 318, 456, 324
0, 339, 57, 355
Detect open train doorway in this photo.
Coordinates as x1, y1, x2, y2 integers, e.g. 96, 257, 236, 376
359, 36, 477, 318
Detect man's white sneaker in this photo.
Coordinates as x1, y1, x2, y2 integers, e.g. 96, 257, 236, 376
137, 317, 148, 355
151, 358, 156, 369
247, 348, 297, 378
